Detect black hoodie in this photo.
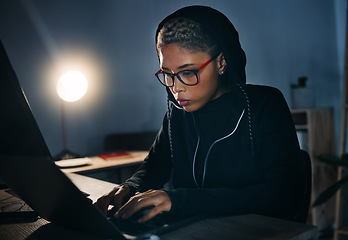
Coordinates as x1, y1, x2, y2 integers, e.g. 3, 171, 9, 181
124, 6, 305, 222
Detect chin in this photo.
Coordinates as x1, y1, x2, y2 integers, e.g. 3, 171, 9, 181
181, 106, 192, 112
183, 105, 201, 112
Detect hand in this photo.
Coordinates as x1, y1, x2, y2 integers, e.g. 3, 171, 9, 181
115, 189, 171, 223
94, 185, 130, 215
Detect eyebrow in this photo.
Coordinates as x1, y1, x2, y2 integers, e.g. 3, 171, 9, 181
161, 63, 196, 71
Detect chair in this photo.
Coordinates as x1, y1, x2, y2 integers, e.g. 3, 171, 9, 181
104, 131, 158, 152
294, 149, 312, 223
101, 131, 158, 183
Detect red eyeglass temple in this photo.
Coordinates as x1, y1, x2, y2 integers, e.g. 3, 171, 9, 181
197, 58, 213, 71
156, 58, 213, 74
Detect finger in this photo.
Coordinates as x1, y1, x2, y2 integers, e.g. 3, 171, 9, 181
138, 204, 167, 223
116, 190, 171, 220
94, 198, 111, 215
116, 194, 153, 219
115, 197, 142, 218
114, 195, 134, 218
138, 191, 172, 223
94, 196, 110, 214
94, 187, 119, 215
113, 189, 127, 210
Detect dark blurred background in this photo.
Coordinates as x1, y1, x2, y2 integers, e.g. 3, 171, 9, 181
0, 0, 345, 157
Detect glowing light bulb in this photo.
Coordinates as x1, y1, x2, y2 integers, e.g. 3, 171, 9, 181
57, 71, 88, 102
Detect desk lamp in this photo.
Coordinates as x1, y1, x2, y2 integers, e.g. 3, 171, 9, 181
54, 70, 88, 160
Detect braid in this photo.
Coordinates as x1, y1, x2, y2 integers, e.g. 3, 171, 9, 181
237, 84, 254, 156
167, 99, 174, 159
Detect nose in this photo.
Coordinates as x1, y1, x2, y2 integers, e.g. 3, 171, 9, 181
171, 75, 185, 93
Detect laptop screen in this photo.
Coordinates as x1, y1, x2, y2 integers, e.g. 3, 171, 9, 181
0, 41, 51, 158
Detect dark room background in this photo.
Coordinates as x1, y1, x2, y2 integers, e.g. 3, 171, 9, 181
0, 0, 346, 157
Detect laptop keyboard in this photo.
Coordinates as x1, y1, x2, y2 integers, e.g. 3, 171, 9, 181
111, 217, 163, 236
108, 208, 174, 236
0, 188, 38, 219
107, 207, 203, 237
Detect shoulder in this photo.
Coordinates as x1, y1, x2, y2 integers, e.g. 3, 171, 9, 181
244, 84, 291, 118
245, 84, 283, 98
245, 84, 287, 106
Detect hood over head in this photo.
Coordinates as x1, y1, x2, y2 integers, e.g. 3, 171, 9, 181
155, 5, 247, 90
156, 6, 254, 156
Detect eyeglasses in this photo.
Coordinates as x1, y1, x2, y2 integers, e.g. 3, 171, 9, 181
155, 54, 219, 87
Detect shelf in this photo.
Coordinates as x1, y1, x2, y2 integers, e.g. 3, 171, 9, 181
334, 7, 348, 239
337, 225, 348, 235
291, 108, 336, 231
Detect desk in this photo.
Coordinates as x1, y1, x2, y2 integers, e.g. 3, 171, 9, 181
160, 214, 318, 240
0, 173, 318, 240
61, 151, 148, 174
61, 151, 148, 183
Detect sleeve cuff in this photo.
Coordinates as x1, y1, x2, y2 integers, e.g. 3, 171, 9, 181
165, 189, 186, 215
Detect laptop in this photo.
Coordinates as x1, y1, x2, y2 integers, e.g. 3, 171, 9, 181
0, 41, 202, 239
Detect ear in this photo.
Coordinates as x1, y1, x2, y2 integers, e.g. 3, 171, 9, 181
217, 53, 227, 75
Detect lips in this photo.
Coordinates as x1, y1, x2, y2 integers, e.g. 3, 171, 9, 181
177, 99, 189, 106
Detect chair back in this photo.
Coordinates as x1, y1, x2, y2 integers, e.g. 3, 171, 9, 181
104, 131, 158, 152
294, 149, 312, 223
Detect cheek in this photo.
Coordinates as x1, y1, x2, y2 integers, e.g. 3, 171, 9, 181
199, 65, 220, 86
198, 73, 220, 91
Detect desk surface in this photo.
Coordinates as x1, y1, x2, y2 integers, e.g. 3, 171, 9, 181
60, 151, 147, 174
0, 173, 318, 240
160, 214, 318, 240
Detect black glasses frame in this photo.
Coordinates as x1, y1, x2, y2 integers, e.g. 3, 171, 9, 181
155, 53, 220, 87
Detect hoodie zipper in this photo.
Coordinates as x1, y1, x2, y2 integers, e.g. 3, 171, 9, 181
192, 109, 245, 188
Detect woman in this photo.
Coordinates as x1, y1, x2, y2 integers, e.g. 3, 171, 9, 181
95, 5, 305, 224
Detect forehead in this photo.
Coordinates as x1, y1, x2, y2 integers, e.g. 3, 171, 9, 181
158, 43, 210, 68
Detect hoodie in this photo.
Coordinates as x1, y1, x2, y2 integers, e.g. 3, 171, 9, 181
124, 6, 305, 222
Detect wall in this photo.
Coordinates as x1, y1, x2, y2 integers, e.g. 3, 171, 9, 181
0, 0, 344, 156
335, 0, 347, 154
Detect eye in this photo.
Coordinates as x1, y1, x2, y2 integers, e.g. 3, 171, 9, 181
180, 70, 195, 77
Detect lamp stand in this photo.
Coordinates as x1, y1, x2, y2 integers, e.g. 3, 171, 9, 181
53, 101, 81, 161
